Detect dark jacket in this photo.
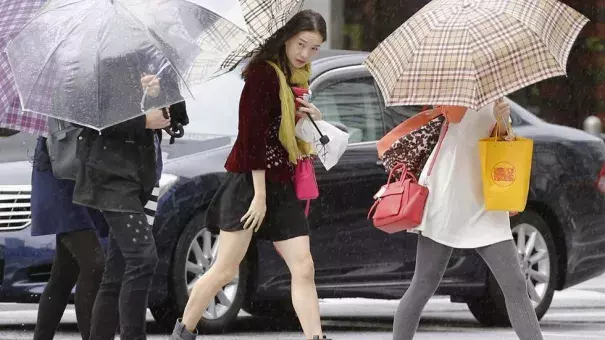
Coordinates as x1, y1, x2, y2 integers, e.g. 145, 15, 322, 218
31, 137, 108, 237
72, 49, 182, 214
73, 116, 157, 214
73, 102, 185, 214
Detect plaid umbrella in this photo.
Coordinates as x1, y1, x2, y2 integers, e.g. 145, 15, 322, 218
0, 0, 48, 136
364, 0, 589, 110
189, 0, 304, 81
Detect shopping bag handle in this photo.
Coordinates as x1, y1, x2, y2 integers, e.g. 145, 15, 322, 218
494, 117, 514, 141
493, 99, 514, 141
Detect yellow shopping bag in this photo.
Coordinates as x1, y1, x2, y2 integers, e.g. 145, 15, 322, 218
478, 116, 534, 212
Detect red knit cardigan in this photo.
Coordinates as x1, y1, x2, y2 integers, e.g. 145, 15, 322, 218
224, 62, 295, 183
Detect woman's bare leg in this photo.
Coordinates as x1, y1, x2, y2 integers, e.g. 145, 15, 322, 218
274, 236, 322, 339
180, 228, 254, 332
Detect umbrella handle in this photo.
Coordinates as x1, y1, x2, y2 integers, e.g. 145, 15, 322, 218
161, 107, 185, 142
164, 123, 184, 137
304, 112, 330, 145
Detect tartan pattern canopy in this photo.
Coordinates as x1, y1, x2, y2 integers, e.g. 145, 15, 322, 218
364, 0, 589, 110
210, 0, 304, 77
0, 0, 48, 135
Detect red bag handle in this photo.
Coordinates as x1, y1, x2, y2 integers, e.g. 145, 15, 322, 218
386, 163, 418, 184
385, 117, 449, 184
369, 120, 449, 221
368, 198, 381, 219
386, 118, 449, 185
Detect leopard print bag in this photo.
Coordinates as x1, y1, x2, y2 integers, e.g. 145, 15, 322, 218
382, 115, 445, 179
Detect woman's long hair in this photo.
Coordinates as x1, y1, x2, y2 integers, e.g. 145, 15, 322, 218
242, 9, 327, 81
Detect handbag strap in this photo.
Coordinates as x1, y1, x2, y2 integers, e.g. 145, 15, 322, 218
386, 163, 419, 185
426, 119, 449, 178
378, 107, 444, 158
382, 107, 449, 184
387, 163, 407, 184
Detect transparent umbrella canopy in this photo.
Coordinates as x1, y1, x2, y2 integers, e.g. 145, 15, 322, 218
5, 0, 248, 130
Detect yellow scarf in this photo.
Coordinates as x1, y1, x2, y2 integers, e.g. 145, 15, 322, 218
266, 61, 314, 164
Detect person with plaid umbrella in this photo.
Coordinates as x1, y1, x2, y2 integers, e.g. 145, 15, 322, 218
170, 9, 331, 340
389, 101, 545, 340
361, 1, 589, 339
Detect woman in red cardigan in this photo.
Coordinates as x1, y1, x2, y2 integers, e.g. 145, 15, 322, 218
170, 10, 331, 340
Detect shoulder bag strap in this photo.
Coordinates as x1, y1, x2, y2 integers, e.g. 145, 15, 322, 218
426, 119, 449, 178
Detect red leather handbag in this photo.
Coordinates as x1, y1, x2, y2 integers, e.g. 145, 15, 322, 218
368, 121, 449, 233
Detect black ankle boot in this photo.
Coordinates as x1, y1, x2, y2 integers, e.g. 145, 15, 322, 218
170, 319, 197, 340
310, 336, 331, 340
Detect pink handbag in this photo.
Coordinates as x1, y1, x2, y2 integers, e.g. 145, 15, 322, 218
294, 158, 319, 216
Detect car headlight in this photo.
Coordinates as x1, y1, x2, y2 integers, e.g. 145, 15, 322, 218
158, 173, 179, 198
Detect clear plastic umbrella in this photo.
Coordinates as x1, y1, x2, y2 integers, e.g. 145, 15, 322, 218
5, 0, 248, 130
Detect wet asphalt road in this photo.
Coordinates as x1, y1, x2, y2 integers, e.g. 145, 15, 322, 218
0, 277, 604, 339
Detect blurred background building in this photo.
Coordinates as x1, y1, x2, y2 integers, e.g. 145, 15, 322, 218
304, 0, 603, 129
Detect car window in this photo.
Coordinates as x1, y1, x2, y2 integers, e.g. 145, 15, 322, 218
312, 77, 382, 143
383, 105, 427, 131
0, 128, 19, 138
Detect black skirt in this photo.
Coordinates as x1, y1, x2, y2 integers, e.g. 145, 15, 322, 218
205, 172, 309, 242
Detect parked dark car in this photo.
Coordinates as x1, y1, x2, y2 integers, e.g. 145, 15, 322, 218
1, 50, 605, 333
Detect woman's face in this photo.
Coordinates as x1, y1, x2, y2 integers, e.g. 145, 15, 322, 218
285, 31, 324, 69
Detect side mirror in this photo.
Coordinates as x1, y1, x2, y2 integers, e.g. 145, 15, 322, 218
583, 116, 603, 137
327, 121, 349, 133
0, 128, 19, 138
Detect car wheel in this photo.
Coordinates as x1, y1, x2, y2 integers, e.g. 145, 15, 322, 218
467, 210, 558, 326
151, 211, 248, 333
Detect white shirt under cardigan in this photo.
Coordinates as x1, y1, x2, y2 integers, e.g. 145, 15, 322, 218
410, 103, 513, 249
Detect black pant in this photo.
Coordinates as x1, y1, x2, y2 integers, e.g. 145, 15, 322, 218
34, 229, 105, 340
89, 211, 158, 340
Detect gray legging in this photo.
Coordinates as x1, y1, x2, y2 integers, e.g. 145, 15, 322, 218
393, 235, 543, 340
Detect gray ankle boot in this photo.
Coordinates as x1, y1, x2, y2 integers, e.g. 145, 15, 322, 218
170, 319, 197, 340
